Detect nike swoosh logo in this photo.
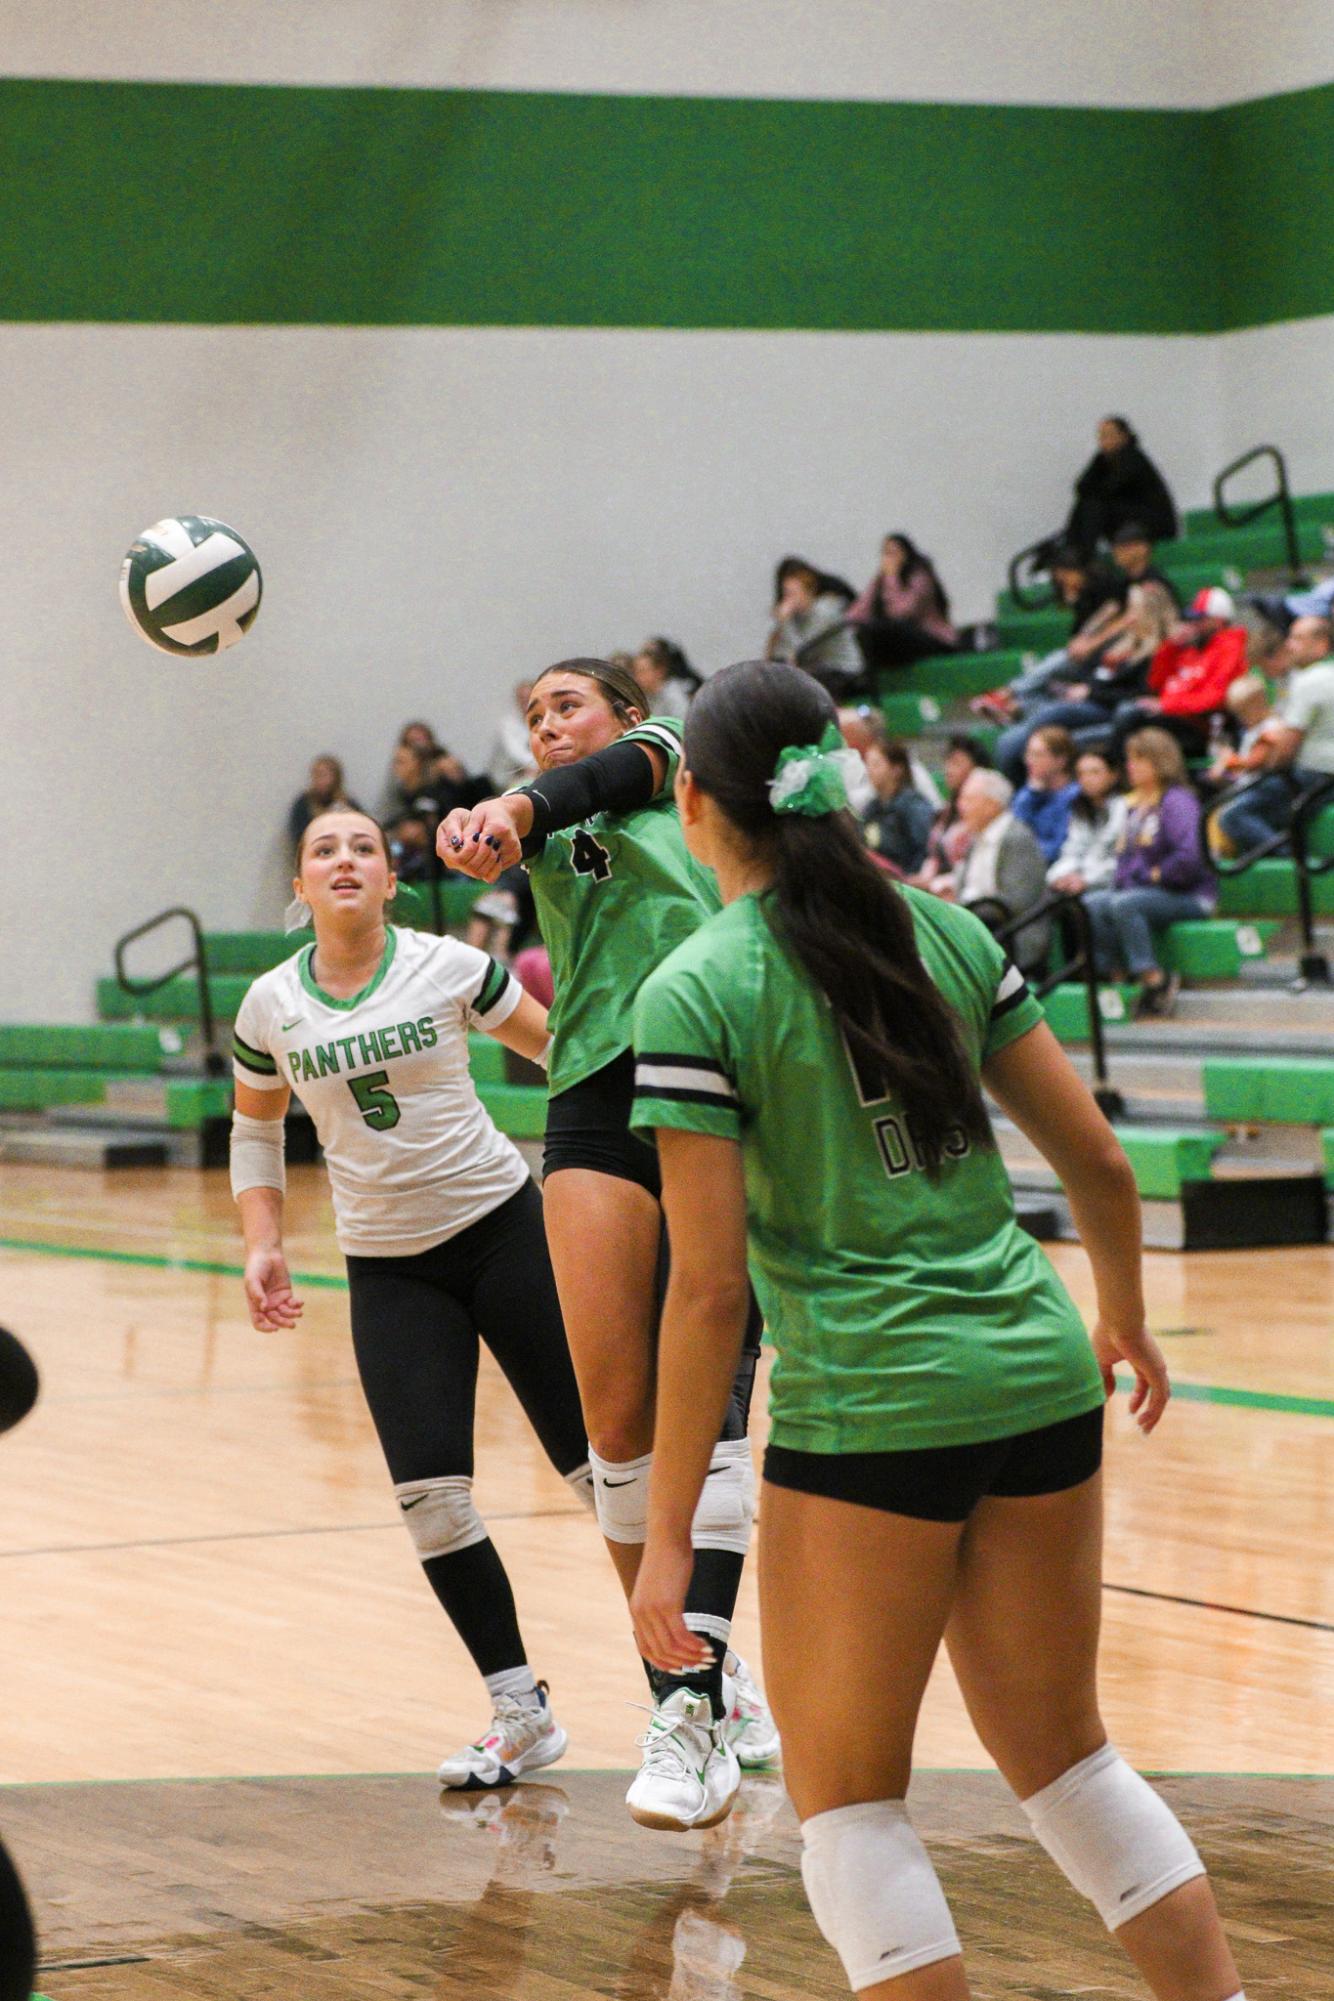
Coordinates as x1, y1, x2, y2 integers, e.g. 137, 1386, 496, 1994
400, 1495, 428, 1510
603, 1478, 635, 1489
282, 1018, 304, 1031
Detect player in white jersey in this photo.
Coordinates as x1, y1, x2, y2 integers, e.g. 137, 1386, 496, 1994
230, 809, 594, 1789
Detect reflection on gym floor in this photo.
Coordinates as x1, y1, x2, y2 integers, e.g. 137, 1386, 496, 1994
8, 1770, 1332, 1999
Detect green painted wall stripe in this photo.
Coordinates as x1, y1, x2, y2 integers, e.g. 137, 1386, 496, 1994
1, 77, 1327, 335
2, 1233, 1332, 1417
1217, 83, 1334, 331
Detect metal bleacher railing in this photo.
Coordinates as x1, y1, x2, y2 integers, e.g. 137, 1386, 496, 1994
1203, 771, 1334, 988
1211, 443, 1304, 583
112, 905, 227, 1074
967, 889, 1126, 1121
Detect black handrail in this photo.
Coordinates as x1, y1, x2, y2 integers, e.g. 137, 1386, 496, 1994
967, 889, 1125, 1119
112, 906, 226, 1073
1211, 444, 1303, 581
1203, 770, 1334, 985
1005, 540, 1059, 615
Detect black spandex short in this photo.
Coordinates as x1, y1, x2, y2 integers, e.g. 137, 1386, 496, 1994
541, 1048, 763, 1430
543, 1047, 660, 1196
763, 1405, 1104, 1525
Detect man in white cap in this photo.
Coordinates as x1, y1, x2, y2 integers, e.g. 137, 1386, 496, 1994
1106, 585, 1249, 759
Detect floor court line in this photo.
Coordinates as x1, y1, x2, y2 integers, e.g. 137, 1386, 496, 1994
2, 1235, 1332, 1420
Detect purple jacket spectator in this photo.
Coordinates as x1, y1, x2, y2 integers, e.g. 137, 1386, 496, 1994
1011, 780, 1080, 863
1114, 784, 1214, 900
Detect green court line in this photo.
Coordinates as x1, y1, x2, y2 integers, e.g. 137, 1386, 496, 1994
3, 1234, 1332, 1418
0, 1234, 346, 1290
1119, 1378, 1334, 1420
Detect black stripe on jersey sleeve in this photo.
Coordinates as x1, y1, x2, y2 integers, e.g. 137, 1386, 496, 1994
633, 1083, 742, 1112
474, 956, 513, 1018
232, 1033, 277, 1076
990, 982, 1032, 1022
635, 1051, 729, 1073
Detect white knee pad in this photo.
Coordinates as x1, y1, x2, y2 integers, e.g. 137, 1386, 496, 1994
588, 1447, 652, 1544
564, 1459, 598, 1514
800, 1800, 960, 1991
1021, 1743, 1205, 1930
691, 1437, 755, 1556
394, 1475, 488, 1561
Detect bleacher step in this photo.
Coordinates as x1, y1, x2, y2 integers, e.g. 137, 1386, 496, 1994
0, 1117, 176, 1169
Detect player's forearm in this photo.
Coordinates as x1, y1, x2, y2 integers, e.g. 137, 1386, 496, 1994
647, 1272, 750, 1539
237, 1185, 285, 1254
516, 740, 657, 846
1064, 1150, 1146, 1331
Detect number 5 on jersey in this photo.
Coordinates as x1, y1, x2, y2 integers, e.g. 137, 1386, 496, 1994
349, 1069, 401, 1131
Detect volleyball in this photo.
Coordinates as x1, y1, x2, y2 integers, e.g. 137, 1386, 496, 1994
119, 514, 262, 656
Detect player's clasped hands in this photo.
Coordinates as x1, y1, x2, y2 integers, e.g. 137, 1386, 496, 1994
437, 800, 523, 880
1091, 1317, 1170, 1433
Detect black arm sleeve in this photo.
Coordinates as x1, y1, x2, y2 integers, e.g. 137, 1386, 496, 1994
516, 739, 660, 854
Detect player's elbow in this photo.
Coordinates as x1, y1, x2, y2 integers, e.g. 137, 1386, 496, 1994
666, 1264, 752, 1332
1073, 1135, 1139, 1205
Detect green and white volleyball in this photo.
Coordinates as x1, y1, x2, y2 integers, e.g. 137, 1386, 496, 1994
119, 515, 262, 656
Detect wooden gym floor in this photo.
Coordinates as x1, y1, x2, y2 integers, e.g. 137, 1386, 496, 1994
0, 1161, 1330, 1998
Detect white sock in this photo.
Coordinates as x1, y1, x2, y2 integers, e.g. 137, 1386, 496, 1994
484, 1665, 540, 1710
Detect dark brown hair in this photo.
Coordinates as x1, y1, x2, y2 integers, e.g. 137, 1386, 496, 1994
684, 662, 992, 1172
532, 656, 649, 728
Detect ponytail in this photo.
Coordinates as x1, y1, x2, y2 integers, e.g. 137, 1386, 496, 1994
685, 663, 992, 1173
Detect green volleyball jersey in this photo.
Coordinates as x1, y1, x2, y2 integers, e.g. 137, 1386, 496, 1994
631, 886, 1103, 1454
527, 717, 721, 1095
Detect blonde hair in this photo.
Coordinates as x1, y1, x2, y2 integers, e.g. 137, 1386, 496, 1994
1225, 673, 1269, 717
1124, 726, 1188, 789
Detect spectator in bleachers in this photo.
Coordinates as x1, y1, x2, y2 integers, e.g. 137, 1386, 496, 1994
1105, 587, 1249, 761
1213, 614, 1334, 855
388, 740, 444, 823
1063, 416, 1178, 557
632, 637, 700, 720
908, 733, 994, 889
1203, 674, 1276, 790
847, 533, 959, 673
972, 545, 1128, 722
860, 737, 936, 874
995, 524, 1180, 781
765, 557, 863, 694
386, 810, 434, 883
1011, 725, 1080, 862
487, 679, 537, 791
939, 768, 1051, 974
287, 754, 359, 853
837, 706, 941, 818
1047, 749, 1127, 896
1083, 727, 1215, 1018
1247, 572, 1334, 638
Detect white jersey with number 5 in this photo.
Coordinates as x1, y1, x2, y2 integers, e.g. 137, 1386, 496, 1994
232, 926, 528, 1257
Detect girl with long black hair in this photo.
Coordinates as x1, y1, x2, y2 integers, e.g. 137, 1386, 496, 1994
629, 661, 1243, 2001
